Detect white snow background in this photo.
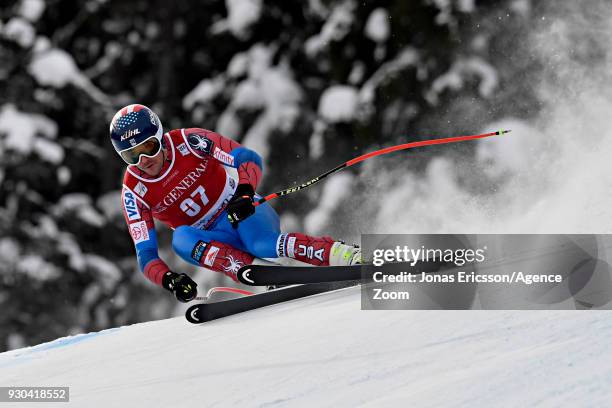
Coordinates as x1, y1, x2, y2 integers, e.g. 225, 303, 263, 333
1, 288, 611, 407
1, 1, 612, 407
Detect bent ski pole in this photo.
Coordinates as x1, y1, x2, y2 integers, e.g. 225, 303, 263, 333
255, 129, 510, 206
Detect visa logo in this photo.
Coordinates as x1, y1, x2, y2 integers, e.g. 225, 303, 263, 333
124, 190, 140, 221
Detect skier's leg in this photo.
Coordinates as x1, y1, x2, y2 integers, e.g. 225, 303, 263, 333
234, 201, 281, 258
172, 225, 254, 281
234, 201, 361, 266
276, 232, 362, 266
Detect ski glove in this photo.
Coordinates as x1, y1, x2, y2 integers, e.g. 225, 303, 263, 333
162, 271, 198, 303
227, 183, 255, 228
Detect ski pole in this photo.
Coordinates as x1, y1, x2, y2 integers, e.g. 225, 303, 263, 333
254, 129, 510, 206
193, 286, 254, 302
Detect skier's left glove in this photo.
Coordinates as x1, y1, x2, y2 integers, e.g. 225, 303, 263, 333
162, 271, 198, 303
227, 183, 255, 229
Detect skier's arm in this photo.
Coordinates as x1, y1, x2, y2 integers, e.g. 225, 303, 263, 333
121, 186, 169, 286
121, 186, 198, 301
186, 128, 263, 190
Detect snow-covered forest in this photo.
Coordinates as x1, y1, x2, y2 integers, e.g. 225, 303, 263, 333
1, 0, 612, 351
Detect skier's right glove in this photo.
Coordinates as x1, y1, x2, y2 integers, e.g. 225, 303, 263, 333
162, 271, 198, 303
226, 183, 256, 229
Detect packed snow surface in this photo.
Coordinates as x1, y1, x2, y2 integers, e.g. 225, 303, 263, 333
1, 286, 610, 407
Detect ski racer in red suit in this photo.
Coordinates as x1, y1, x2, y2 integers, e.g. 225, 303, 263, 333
111, 104, 361, 302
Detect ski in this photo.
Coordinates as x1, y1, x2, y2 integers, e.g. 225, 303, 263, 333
236, 260, 448, 286
185, 281, 356, 324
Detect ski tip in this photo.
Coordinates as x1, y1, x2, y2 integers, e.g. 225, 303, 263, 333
497, 129, 511, 135
237, 266, 256, 285
185, 304, 203, 324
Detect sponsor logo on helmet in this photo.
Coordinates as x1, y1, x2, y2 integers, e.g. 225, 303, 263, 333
187, 133, 213, 154
129, 221, 149, 244
147, 109, 157, 126
121, 128, 141, 141
123, 189, 141, 221
213, 147, 235, 166
191, 240, 207, 262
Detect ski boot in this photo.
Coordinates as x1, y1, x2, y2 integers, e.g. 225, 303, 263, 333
266, 241, 361, 291
329, 241, 362, 266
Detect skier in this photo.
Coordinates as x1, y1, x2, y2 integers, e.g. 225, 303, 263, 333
111, 104, 361, 302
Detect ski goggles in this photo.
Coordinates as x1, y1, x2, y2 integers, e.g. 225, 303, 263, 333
119, 136, 162, 165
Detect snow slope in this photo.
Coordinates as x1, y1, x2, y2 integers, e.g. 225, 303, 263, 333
1, 286, 611, 407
